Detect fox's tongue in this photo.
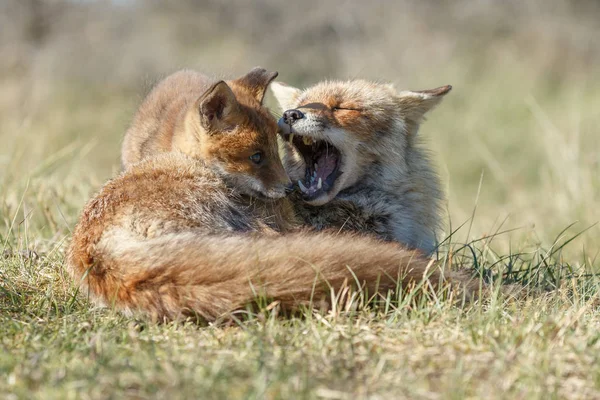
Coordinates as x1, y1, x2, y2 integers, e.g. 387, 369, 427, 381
298, 151, 338, 195
316, 152, 337, 180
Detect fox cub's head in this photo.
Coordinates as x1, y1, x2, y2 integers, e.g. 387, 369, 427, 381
186, 68, 291, 199
272, 80, 451, 205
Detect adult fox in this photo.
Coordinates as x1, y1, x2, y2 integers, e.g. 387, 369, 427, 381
272, 80, 451, 254
67, 68, 477, 321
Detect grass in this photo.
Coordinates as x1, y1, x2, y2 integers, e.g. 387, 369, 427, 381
2, 244, 600, 399
1, 1, 600, 398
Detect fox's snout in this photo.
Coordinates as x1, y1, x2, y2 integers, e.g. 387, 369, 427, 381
260, 168, 293, 199
273, 175, 293, 197
264, 180, 292, 199
282, 109, 304, 125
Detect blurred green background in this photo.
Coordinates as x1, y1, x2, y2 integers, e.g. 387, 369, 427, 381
1, 0, 599, 255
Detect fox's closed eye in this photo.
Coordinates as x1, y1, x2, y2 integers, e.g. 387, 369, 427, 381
332, 106, 360, 112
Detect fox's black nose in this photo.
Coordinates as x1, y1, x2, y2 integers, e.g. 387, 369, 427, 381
282, 109, 304, 125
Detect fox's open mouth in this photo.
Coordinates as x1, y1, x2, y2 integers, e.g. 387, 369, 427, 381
281, 133, 341, 200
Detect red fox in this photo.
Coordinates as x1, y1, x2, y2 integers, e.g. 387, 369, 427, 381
272, 80, 450, 254
67, 70, 477, 322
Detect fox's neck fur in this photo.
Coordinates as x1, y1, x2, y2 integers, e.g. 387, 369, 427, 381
336, 119, 443, 253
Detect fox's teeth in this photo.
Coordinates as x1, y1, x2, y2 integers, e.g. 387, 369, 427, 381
317, 178, 322, 190
288, 134, 294, 143
313, 170, 317, 179
303, 136, 312, 146
314, 163, 318, 171
298, 180, 308, 193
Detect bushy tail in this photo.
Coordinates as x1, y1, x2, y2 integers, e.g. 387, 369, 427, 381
68, 230, 479, 321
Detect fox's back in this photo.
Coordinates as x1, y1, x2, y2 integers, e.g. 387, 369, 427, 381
121, 71, 213, 168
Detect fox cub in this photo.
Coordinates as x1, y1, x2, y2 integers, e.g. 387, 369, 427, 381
121, 67, 291, 199
272, 80, 451, 254
68, 69, 476, 321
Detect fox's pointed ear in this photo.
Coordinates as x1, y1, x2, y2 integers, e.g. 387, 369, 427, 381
233, 67, 278, 104
197, 81, 239, 133
397, 85, 452, 122
270, 82, 301, 111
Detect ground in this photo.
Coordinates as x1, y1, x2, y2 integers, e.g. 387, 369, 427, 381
1, 1, 599, 399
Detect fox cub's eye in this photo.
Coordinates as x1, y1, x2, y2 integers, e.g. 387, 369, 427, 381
249, 152, 263, 164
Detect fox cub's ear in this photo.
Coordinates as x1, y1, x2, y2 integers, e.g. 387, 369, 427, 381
233, 67, 279, 104
197, 81, 239, 133
270, 82, 301, 112
397, 85, 452, 122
